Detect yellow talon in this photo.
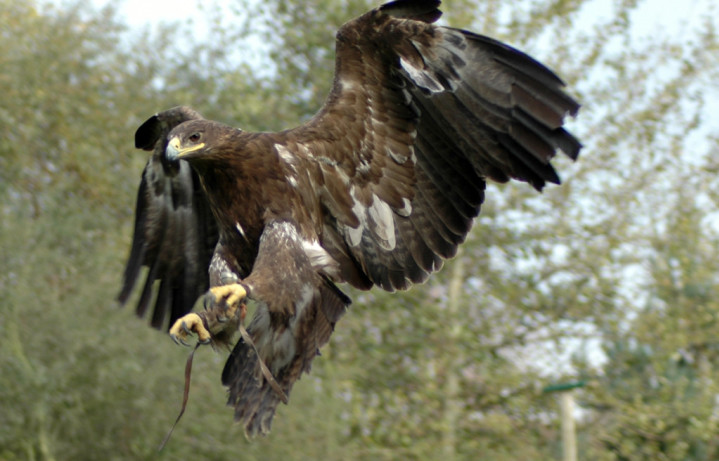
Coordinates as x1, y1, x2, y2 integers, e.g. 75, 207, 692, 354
169, 284, 246, 347
210, 283, 247, 317
169, 313, 211, 346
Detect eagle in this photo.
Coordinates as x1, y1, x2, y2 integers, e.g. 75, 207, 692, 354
118, 0, 580, 437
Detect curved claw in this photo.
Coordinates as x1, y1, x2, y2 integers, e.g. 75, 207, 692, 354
170, 333, 191, 347
169, 313, 211, 346
203, 294, 214, 311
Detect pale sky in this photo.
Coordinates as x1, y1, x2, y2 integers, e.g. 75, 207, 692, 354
107, 0, 712, 35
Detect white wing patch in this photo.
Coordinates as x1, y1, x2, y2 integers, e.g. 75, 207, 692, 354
340, 75, 359, 92
235, 221, 246, 239
367, 194, 396, 250
400, 55, 445, 93
302, 238, 340, 278
395, 197, 412, 217
346, 186, 397, 251
275, 143, 299, 187
275, 143, 295, 166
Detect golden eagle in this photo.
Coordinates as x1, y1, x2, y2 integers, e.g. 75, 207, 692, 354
119, 0, 580, 436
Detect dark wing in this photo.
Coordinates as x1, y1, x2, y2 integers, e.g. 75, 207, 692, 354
286, 0, 580, 291
117, 106, 219, 330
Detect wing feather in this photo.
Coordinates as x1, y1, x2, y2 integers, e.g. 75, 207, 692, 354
284, 0, 579, 291
117, 106, 219, 330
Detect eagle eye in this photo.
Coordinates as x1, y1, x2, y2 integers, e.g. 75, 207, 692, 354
188, 132, 202, 143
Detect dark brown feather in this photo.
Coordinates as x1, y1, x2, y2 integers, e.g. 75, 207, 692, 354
118, 107, 218, 330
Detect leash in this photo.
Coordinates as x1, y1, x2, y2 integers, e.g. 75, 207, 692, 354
158, 342, 200, 451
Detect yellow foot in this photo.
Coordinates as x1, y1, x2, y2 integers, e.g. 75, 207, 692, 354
208, 283, 247, 319
169, 313, 211, 346
169, 284, 247, 347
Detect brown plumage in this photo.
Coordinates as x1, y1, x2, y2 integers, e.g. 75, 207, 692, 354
119, 0, 580, 437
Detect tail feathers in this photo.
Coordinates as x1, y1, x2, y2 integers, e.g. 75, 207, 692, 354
222, 281, 350, 437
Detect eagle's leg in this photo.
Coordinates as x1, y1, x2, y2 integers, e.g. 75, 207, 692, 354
169, 283, 247, 346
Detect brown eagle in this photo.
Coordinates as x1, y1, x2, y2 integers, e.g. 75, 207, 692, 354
119, 0, 580, 436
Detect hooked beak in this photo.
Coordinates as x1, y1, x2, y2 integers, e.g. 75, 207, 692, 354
165, 136, 205, 160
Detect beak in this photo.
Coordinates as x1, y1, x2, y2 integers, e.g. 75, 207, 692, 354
165, 136, 205, 160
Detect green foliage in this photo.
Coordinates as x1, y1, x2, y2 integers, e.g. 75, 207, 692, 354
577, 198, 719, 460
1, 0, 718, 459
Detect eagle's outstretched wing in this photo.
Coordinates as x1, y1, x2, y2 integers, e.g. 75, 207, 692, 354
118, 106, 218, 329
285, 0, 580, 292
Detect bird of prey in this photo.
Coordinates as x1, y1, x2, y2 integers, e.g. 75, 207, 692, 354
118, 0, 580, 437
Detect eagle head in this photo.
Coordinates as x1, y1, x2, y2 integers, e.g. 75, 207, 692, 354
165, 119, 239, 162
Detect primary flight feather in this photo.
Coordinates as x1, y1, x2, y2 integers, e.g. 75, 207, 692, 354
119, 0, 580, 436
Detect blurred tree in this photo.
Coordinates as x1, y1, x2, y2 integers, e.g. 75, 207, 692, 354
0, 1, 200, 458
577, 180, 719, 460
562, 2, 719, 458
